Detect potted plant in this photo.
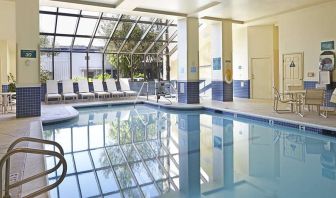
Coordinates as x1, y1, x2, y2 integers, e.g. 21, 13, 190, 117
7, 73, 16, 92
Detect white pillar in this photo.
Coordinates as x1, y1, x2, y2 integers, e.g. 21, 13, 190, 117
177, 17, 199, 104
211, 21, 233, 101
16, 0, 41, 117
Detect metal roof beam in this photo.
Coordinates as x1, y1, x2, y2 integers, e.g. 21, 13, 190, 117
117, 16, 141, 54
157, 29, 177, 55
70, 10, 82, 50
103, 14, 123, 53
131, 18, 157, 54
144, 20, 173, 54
88, 13, 103, 50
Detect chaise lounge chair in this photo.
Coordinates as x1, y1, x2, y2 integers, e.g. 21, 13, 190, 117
119, 78, 137, 97
62, 80, 78, 101
45, 80, 62, 104
105, 79, 124, 98
92, 79, 110, 99
77, 79, 95, 100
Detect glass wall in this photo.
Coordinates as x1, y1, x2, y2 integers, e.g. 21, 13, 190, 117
54, 52, 71, 80
39, 6, 178, 82
72, 53, 87, 80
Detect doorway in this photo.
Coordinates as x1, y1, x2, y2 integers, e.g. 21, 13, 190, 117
282, 53, 304, 91
251, 58, 272, 99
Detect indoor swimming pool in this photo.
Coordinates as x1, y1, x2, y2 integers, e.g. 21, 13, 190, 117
42, 104, 336, 198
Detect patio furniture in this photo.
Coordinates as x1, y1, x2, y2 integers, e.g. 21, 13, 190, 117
77, 80, 95, 100
105, 79, 124, 98
273, 87, 298, 113
45, 80, 62, 104
119, 78, 137, 97
299, 89, 325, 116
92, 79, 110, 99
62, 80, 78, 101
0, 92, 16, 113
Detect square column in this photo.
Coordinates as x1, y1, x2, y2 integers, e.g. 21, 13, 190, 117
177, 18, 200, 104
211, 21, 233, 101
16, 0, 41, 117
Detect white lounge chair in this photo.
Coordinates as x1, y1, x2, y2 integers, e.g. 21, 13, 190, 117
45, 80, 62, 104
62, 80, 78, 101
92, 79, 110, 99
77, 79, 95, 100
105, 79, 124, 98
119, 78, 137, 97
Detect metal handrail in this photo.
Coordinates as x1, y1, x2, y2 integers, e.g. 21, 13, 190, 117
0, 137, 67, 198
168, 81, 178, 101
134, 81, 149, 107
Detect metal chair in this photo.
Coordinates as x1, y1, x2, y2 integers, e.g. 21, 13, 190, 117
301, 89, 325, 116
273, 86, 297, 113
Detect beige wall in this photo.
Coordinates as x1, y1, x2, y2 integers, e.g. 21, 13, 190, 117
0, 0, 16, 87
233, 0, 336, 91
16, 0, 40, 86
248, 25, 279, 93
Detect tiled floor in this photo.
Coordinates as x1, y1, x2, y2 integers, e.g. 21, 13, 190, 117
1, 97, 335, 197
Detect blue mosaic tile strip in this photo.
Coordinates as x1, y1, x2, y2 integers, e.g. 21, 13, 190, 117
16, 87, 41, 117
233, 80, 250, 98
88, 82, 94, 92
304, 81, 318, 89
178, 81, 200, 104
2, 85, 9, 92
212, 81, 233, 101
73, 82, 79, 93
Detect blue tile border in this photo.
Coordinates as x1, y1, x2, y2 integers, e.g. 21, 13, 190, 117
233, 80, 250, 98
212, 81, 233, 101
177, 81, 200, 104
2, 84, 9, 92
16, 86, 41, 117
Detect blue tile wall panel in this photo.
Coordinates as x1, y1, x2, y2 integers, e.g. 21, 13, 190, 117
304, 81, 318, 89
16, 87, 41, 117
233, 80, 250, 98
178, 81, 199, 104
2, 84, 9, 92
212, 81, 233, 101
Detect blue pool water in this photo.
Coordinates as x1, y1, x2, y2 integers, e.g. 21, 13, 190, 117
43, 104, 336, 198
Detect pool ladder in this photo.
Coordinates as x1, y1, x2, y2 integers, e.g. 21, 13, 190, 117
0, 137, 67, 198
134, 81, 149, 107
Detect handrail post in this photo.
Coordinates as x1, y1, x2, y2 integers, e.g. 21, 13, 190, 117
1, 137, 66, 198
146, 82, 149, 101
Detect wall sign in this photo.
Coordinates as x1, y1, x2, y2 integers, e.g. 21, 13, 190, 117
190, 66, 197, 73
321, 41, 334, 51
20, 50, 37, 58
213, 57, 221, 70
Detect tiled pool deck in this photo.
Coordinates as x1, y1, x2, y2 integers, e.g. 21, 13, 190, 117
1, 97, 336, 197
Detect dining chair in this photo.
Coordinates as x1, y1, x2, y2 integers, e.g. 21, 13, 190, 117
300, 89, 324, 116
273, 87, 297, 113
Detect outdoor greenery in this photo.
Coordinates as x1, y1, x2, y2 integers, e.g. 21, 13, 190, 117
102, 18, 166, 80
7, 73, 16, 92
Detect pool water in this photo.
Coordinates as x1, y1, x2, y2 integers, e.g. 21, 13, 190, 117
43, 104, 336, 198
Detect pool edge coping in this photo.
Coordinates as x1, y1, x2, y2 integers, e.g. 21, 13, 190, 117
41, 100, 336, 133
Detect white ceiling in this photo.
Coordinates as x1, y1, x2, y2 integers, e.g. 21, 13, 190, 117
44, 0, 334, 21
